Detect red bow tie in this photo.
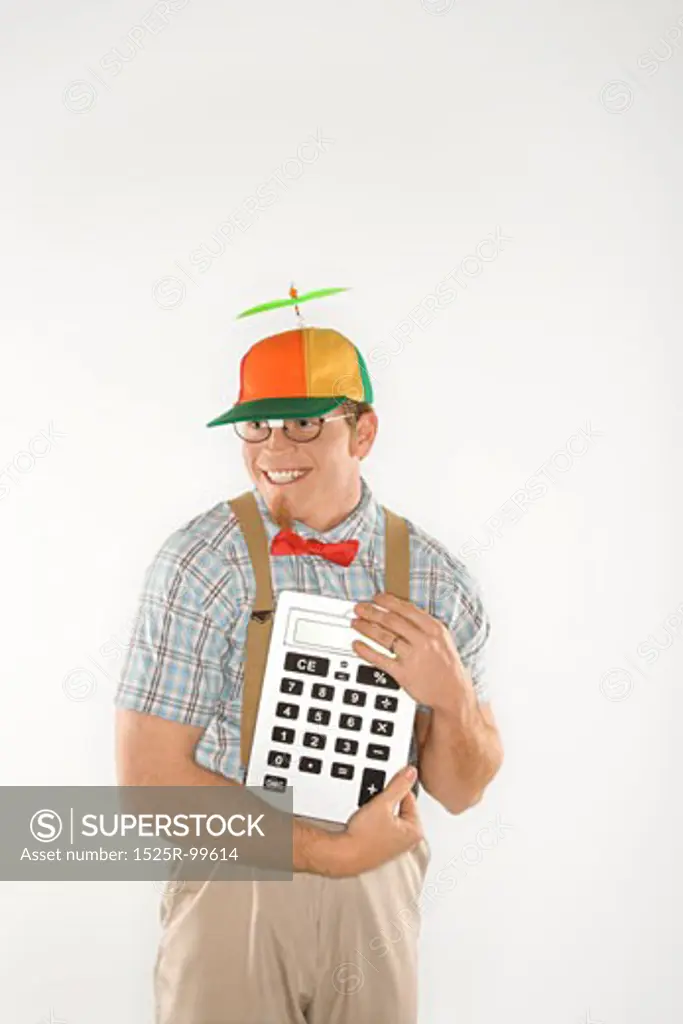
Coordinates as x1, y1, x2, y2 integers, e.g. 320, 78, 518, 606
270, 529, 360, 567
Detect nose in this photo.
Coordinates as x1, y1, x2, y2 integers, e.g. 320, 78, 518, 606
263, 427, 295, 451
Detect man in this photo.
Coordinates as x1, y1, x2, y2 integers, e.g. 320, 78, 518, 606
115, 321, 503, 1024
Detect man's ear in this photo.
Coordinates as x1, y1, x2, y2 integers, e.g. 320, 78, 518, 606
353, 410, 378, 458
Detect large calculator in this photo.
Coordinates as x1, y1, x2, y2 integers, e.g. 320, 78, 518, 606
245, 590, 417, 824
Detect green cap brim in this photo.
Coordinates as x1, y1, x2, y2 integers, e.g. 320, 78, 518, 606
206, 395, 347, 428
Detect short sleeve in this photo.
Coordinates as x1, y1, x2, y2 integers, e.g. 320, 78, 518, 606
449, 569, 491, 704
417, 555, 492, 712
114, 540, 233, 728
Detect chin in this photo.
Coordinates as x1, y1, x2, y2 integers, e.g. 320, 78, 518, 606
259, 479, 313, 528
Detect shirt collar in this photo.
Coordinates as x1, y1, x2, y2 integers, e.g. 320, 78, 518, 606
253, 475, 379, 560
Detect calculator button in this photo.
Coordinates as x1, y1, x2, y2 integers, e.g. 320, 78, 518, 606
331, 762, 355, 780
267, 750, 291, 769
299, 756, 322, 774
311, 683, 334, 701
339, 713, 362, 731
375, 695, 398, 712
335, 737, 359, 755
355, 665, 400, 690
263, 775, 287, 792
307, 707, 331, 726
370, 719, 394, 737
280, 678, 304, 695
334, 671, 350, 680
358, 767, 386, 805
366, 743, 390, 761
275, 702, 300, 720
284, 652, 330, 677
271, 726, 295, 744
343, 689, 367, 707
303, 732, 327, 750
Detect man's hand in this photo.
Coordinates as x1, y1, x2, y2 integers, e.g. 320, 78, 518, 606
329, 765, 424, 877
350, 592, 474, 714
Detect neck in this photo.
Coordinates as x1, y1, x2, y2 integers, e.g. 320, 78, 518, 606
272, 477, 362, 533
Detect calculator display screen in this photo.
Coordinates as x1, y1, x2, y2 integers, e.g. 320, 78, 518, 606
292, 617, 353, 654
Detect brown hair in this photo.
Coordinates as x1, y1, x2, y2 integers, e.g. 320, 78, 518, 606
338, 398, 374, 454
339, 398, 374, 426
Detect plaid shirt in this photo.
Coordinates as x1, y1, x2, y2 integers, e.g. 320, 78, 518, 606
115, 477, 491, 783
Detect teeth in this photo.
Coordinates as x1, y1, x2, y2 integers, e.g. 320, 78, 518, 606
265, 470, 307, 483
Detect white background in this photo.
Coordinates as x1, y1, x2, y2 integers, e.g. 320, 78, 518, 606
1, 0, 682, 1021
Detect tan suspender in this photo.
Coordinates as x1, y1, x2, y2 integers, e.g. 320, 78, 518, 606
228, 492, 276, 768
383, 506, 410, 601
228, 491, 411, 769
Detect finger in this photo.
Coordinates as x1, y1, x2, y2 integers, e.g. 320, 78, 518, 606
368, 593, 441, 633
351, 639, 401, 676
350, 617, 405, 652
379, 765, 417, 804
398, 789, 419, 825
352, 601, 423, 644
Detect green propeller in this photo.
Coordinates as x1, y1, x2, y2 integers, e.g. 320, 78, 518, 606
236, 286, 349, 319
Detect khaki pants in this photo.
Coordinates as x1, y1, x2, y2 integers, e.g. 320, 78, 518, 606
154, 818, 431, 1024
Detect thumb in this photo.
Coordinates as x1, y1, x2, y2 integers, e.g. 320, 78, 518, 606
397, 788, 419, 826
379, 765, 418, 804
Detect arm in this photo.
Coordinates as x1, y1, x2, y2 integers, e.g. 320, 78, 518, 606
351, 576, 503, 816
416, 570, 503, 813
115, 708, 345, 876
414, 699, 503, 814
115, 708, 423, 876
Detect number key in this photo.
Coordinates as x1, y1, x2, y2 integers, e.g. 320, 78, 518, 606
307, 707, 331, 726
339, 713, 362, 731
271, 726, 294, 744
335, 737, 358, 755
267, 750, 291, 768
275, 702, 300, 720
303, 732, 327, 749
280, 678, 303, 695
343, 689, 367, 707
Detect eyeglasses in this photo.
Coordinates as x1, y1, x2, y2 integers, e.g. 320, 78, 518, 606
233, 413, 354, 444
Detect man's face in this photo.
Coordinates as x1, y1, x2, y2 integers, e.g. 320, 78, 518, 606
242, 411, 378, 525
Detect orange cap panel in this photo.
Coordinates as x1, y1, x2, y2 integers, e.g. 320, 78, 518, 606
238, 329, 307, 402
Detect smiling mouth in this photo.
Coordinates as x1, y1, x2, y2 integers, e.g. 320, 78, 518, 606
261, 468, 311, 485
